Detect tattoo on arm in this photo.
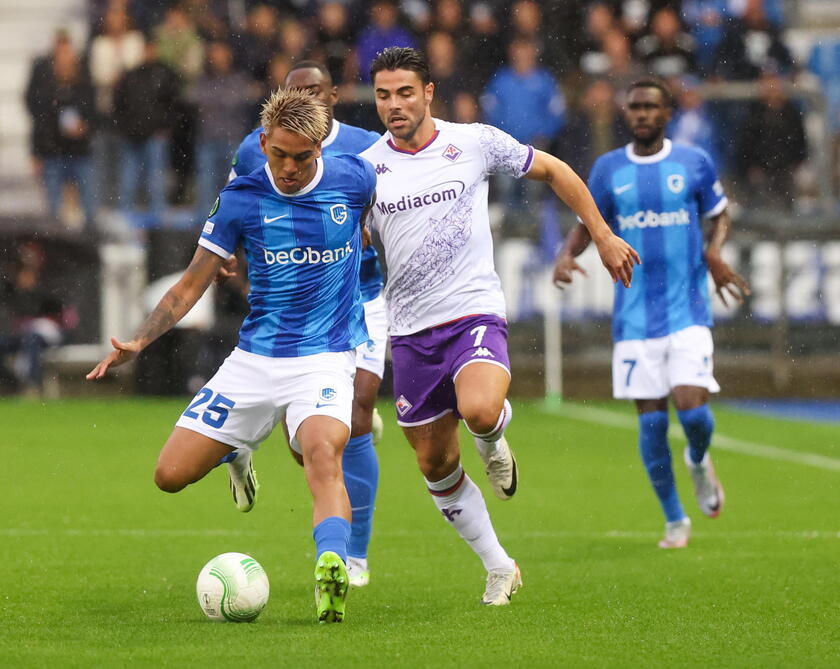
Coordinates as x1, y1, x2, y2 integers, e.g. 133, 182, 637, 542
132, 247, 223, 347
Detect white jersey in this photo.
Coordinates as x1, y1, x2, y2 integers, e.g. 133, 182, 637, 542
361, 118, 534, 335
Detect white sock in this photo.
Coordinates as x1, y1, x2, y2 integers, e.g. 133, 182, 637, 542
467, 399, 512, 457
425, 465, 514, 572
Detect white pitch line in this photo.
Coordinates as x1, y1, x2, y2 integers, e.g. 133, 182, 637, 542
545, 403, 840, 472
1, 529, 837, 539
0, 528, 261, 537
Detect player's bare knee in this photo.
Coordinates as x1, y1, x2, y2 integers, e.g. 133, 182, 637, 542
460, 403, 503, 436
416, 451, 458, 482
154, 466, 188, 493
304, 441, 342, 477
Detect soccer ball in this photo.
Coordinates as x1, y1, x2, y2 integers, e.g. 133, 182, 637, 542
196, 552, 270, 622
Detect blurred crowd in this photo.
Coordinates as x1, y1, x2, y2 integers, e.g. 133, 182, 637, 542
22, 0, 834, 242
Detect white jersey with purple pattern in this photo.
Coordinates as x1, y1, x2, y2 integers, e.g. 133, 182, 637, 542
360, 118, 534, 335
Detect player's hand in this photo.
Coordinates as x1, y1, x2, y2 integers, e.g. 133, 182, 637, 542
362, 227, 372, 249
552, 254, 587, 289
85, 337, 143, 380
594, 234, 641, 288
706, 252, 751, 306
214, 256, 239, 284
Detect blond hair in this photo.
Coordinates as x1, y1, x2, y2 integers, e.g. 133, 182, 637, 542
259, 88, 329, 144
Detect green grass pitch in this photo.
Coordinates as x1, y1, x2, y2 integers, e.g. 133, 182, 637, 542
1, 398, 837, 667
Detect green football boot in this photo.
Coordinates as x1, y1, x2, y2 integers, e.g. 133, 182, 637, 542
314, 551, 348, 623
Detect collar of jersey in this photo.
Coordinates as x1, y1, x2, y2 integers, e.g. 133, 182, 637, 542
386, 123, 440, 155
322, 119, 340, 148
263, 158, 324, 197
625, 138, 672, 164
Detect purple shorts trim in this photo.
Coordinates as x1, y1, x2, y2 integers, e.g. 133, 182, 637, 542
390, 314, 510, 426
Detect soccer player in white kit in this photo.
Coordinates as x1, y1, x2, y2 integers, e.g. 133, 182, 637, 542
360, 47, 640, 605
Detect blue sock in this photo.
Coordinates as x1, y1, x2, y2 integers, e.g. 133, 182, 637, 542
342, 433, 379, 559
313, 516, 350, 562
215, 450, 238, 467
638, 411, 685, 523
678, 405, 715, 464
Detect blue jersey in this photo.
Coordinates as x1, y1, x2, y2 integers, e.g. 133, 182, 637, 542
200, 154, 376, 357
588, 139, 728, 342
231, 120, 384, 302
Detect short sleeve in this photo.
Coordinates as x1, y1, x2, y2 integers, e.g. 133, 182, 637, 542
695, 150, 727, 218
198, 188, 243, 258
231, 129, 265, 178
475, 123, 534, 178
360, 156, 377, 206
587, 156, 615, 225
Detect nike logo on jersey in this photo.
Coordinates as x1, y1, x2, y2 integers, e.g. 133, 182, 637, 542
264, 214, 288, 223
316, 402, 338, 409
614, 183, 634, 195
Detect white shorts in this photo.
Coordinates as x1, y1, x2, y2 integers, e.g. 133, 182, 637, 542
175, 347, 355, 454
355, 293, 387, 378
612, 325, 720, 400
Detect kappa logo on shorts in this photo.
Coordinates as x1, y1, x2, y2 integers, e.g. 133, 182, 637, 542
320, 387, 337, 401
395, 394, 413, 416
472, 347, 495, 358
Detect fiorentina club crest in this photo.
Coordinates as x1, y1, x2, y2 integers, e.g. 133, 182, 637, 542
442, 144, 462, 162
395, 394, 413, 416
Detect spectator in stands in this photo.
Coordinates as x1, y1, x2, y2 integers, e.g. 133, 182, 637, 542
713, 0, 794, 80
188, 41, 259, 216
457, 3, 503, 93
0, 242, 73, 397
636, 7, 698, 78
555, 78, 630, 179
736, 71, 807, 209
482, 38, 566, 148
312, 1, 355, 85
601, 28, 645, 94
355, 0, 416, 83
481, 37, 566, 234
25, 33, 97, 232
506, 0, 545, 54
279, 17, 310, 63
579, 2, 619, 77
431, 0, 466, 37
112, 40, 180, 228
155, 5, 205, 85
452, 91, 480, 124
682, 0, 730, 74
427, 31, 460, 119
89, 5, 145, 209
156, 5, 205, 207
233, 4, 281, 82
669, 75, 722, 168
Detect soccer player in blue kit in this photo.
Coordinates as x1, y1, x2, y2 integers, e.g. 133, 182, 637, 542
87, 89, 375, 622
228, 61, 384, 588
553, 79, 750, 549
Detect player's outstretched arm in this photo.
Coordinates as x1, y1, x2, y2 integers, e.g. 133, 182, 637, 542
553, 223, 591, 288
705, 209, 751, 306
86, 247, 225, 380
527, 150, 641, 287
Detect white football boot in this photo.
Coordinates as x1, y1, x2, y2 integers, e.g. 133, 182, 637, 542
346, 557, 370, 587
481, 562, 522, 606
371, 407, 384, 445
227, 450, 259, 512
658, 517, 691, 549
684, 448, 725, 518
475, 436, 518, 500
